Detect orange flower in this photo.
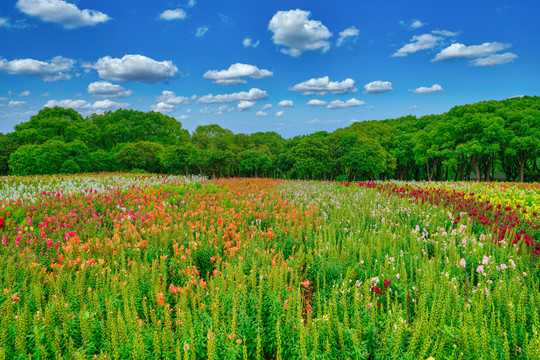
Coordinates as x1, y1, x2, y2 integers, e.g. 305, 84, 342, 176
157, 292, 165, 306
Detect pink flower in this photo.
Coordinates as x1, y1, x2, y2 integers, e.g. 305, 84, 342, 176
476, 265, 486, 276
459, 258, 466, 268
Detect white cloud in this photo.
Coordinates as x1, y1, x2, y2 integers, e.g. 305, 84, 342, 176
92, 99, 129, 111
433, 42, 510, 61
255, 110, 268, 117
432, 30, 458, 37
45, 99, 128, 112
157, 90, 189, 104
237, 101, 255, 111
179, 114, 189, 120
277, 100, 294, 107
187, 0, 196, 7
195, 25, 209, 37
0, 56, 75, 81
8, 90, 32, 97
83, 54, 178, 83
0, 97, 7, 101
16, 0, 110, 29
160, 9, 187, 21
0, 17, 28, 29
470, 52, 517, 66
8, 100, 27, 108
409, 84, 443, 94
197, 88, 268, 104
150, 90, 189, 113
363, 81, 393, 95
275, 110, 284, 117
392, 34, 441, 57
260, 104, 272, 110
151, 102, 175, 113
268, 9, 332, 57
327, 98, 365, 109
337, 26, 359, 47
199, 105, 234, 115
243, 37, 260, 48
202, 63, 273, 85
400, 19, 425, 29
87, 81, 134, 98
408, 105, 419, 110
291, 76, 356, 95
306, 99, 327, 106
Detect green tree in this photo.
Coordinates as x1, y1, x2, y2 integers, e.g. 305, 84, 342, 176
114, 141, 165, 173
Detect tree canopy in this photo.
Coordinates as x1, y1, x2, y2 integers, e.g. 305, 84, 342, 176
2, 96, 539, 181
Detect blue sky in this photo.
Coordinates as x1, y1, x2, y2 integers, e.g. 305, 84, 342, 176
0, 0, 538, 138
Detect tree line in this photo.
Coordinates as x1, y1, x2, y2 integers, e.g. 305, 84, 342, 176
0, 96, 538, 182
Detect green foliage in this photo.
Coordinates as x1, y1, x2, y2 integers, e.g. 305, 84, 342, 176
1, 96, 540, 180
114, 141, 165, 173
60, 159, 82, 174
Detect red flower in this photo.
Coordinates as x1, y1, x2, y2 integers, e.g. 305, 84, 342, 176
384, 279, 391, 288
374, 286, 383, 295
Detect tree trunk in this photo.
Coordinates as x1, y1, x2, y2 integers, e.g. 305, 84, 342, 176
472, 160, 481, 182
519, 157, 526, 182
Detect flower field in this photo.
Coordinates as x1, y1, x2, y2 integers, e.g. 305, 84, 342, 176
1, 175, 540, 359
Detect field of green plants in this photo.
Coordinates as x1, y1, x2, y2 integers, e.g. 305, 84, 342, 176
0, 174, 539, 359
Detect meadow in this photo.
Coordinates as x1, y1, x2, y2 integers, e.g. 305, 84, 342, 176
0, 174, 539, 360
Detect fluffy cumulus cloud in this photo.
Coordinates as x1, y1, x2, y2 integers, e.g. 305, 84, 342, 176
45, 99, 128, 113
0, 17, 8, 27
470, 52, 517, 66
337, 26, 359, 47
408, 105, 419, 110
291, 76, 356, 95
150, 90, 189, 113
196, 88, 268, 104
275, 110, 284, 117
255, 110, 268, 117
409, 84, 444, 94
83, 55, 178, 83
363, 81, 393, 95
237, 100, 255, 111
306, 99, 327, 106
243, 37, 260, 48
87, 81, 134, 98
203, 63, 273, 85
195, 25, 209, 37
433, 42, 510, 61
260, 104, 272, 110
268, 9, 332, 57
327, 98, 365, 109
159, 9, 187, 21
151, 102, 175, 113
278, 100, 294, 107
393, 34, 441, 57
16, 0, 110, 29
0, 56, 75, 81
